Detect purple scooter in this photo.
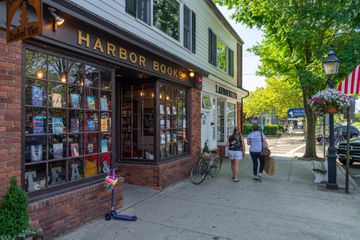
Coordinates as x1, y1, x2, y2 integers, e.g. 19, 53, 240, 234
104, 168, 137, 221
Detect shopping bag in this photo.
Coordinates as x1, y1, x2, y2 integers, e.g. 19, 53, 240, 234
264, 156, 275, 176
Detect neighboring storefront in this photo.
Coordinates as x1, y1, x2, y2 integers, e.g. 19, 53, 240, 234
0, 1, 203, 238
201, 75, 247, 155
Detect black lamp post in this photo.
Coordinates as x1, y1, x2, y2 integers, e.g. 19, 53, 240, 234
323, 46, 340, 190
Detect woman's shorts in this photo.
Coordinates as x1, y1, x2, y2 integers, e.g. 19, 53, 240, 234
228, 150, 243, 160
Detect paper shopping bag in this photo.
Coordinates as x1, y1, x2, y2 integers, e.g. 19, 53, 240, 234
264, 156, 275, 176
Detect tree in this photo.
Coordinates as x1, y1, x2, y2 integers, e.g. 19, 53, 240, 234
216, 0, 360, 158
244, 76, 302, 119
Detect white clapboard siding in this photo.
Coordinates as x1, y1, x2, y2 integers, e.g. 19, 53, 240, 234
65, 0, 241, 86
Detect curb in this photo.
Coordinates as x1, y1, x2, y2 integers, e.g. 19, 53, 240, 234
337, 163, 360, 193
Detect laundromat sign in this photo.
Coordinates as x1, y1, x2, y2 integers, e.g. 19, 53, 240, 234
77, 30, 187, 80
216, 85, 238, 99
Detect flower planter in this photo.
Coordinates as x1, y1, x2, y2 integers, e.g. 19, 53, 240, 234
325, 106, 339, 114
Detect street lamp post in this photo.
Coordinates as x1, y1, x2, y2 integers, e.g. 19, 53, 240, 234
323, 46, 340, 190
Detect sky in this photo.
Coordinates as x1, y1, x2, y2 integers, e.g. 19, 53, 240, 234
217, 6, 266, 92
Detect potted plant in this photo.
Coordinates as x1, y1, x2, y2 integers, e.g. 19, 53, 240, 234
308, 89, 350, 114
0, 177, 42, 240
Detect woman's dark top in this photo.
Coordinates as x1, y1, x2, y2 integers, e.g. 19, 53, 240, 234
229, 134, 242, 151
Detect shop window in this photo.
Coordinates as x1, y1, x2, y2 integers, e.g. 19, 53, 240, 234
202, 95, 212, 109
183, 5, 196, 53
121, 84, 155, 161
159, 84, 189, 160
24, 49, 113, 193
217, 100, 225, 143
153, 0, 180, 40
227, 103, 236, 137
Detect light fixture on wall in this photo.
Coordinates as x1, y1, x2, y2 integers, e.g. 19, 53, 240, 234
61, 72, 67, 83
189, 71, 195, 78
49, 7, 64, 31
36, 69, 44, 79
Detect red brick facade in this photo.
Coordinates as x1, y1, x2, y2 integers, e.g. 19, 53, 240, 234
0, 30, 124, 239
0, 30, 22, 197
118, 88, 201, 188
29, 181, 123, 238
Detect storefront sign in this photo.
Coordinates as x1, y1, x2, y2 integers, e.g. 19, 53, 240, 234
6, 0, 43, 43
77, 30, 187, 81
215, 85, 238, 99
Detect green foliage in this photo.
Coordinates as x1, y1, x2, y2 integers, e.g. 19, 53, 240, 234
244, 76, 303, 119
215, 0, 360, 157
243, 124, 280, 136
278, 125, 285, 133
263, 124, 278, 136
243, 124, 253, 135
0, 177, 29, 238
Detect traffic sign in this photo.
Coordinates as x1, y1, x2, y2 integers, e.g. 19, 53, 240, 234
287, 108, 305, 118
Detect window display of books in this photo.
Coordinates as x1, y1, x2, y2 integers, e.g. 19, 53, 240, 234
52, 117, 64, 134
70, 118, 80, 132
53, 143, 63, 159
101, 139, 108, 153
31, 86, 45, 106
70, 143, 80, 157
51, 93, 62, 107
33, 116, 44, 134
87, 96, 95, 110
71, 94, 80, 108
100, 97, 108, 111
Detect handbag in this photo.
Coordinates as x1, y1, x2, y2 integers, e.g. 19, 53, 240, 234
260, 131, 270, 157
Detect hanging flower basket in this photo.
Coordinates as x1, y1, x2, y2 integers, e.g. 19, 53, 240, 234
308, 89, 350, 114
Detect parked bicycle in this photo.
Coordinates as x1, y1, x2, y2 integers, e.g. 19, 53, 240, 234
190, 148, 223, 185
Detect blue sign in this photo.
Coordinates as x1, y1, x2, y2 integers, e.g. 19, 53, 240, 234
287, 108, 305, 118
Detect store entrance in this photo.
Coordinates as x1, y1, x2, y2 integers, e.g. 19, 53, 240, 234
115, 68, 156, 162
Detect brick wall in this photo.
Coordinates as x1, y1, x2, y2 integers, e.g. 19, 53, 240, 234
29, 181, 123, 238
0, 30, 22, 197
118, 88, 201, 188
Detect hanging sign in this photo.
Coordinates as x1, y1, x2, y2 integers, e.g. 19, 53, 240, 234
6, 0, 43, 43
287, 108, 305, 118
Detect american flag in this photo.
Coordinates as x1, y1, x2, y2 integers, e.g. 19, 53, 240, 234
338, 64, 360, 95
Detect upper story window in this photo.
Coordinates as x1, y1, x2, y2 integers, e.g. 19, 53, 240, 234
126, 0, 151, 25
183, 5, 196, 53
209, 29, 234, 77
153, 0, 180, 40
125, 0, 196, 52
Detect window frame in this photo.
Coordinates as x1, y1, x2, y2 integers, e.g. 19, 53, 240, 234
22, 44, 115, 200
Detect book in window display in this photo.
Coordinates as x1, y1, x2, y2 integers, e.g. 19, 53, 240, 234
51, 93, 62, 108
52, 117, 64, 134
70, 93, 80, 108
30, 145, 42, 162
53, 143, 63, 159
31, 86, 44, 106
172, 106, 177, 115
166, 133, 171, 143
160, 133, 165, 144
70, 143, 80, 157
166, 106, 171, 114
101, 117, 108, 132
160, 119, 165, 129
70, 118, 80, 132
166, 119, 170, 129
87, 142, 94, 154
32, 116, 44, 134
100, 97, 108, 111
87, 96, 95, 110
88, 119, 95, 131
159, 104, 164, 114
101, 139, 108, 153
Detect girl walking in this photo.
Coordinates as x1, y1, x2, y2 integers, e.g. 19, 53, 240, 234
227, 127, 245, 182
247, 123, 268, 181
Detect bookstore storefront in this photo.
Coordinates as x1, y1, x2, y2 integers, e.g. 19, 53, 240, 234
0, 3, 201, 238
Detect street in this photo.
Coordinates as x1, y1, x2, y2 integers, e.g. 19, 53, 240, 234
59, 134, 360, 240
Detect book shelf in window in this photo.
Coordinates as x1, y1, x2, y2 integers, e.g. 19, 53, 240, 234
24, 49, 113, 193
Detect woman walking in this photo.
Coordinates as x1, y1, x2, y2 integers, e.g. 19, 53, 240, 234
247, 123, 268, 181
227, 127, 245, 182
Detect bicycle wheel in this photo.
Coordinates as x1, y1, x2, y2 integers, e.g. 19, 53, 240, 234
209, 155, 222, 178
191, 158, 207, 185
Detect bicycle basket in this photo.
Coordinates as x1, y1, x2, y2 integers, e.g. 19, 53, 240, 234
202, 152, 211, 160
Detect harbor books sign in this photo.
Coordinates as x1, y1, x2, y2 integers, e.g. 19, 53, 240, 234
215, 85, 237, 99
6, 0, 43, 43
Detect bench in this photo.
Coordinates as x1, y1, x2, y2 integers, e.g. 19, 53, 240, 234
311, 160, 328, 183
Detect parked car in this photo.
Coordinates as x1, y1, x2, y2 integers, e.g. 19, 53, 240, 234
337, 138, 360, 166
316, 125, 359, 143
